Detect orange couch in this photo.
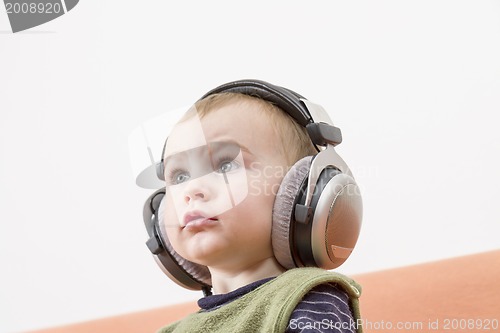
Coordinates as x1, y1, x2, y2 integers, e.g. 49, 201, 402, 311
29, 249, 500, 333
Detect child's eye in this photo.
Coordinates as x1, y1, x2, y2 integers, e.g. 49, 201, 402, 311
217, 160, 240, 174
167, 169, 190, 185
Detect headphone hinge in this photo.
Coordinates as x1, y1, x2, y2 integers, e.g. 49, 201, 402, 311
295, 204, 312, 224
146, 235, 164, 255
306, 123, 342, 147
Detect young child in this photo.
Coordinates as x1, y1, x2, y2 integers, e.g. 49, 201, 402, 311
144, 79, 363, 333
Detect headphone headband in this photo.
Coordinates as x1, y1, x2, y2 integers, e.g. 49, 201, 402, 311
201, 79, 313, 127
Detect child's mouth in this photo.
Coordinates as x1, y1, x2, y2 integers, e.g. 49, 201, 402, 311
183, 212, 218, 230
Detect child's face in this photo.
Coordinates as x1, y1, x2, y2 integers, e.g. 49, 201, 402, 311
161, 100, 288, 270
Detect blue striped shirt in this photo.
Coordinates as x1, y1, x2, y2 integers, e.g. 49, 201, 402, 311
197, 277, 356, 333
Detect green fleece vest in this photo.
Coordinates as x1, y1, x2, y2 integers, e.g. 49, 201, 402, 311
157, 267, 363, 333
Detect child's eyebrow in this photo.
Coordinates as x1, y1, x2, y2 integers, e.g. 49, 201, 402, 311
163, 140, 253, 161
223, 139, 252, 155
218, 139, 256, 159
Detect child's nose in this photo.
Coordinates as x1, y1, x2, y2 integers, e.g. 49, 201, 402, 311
183, 179, 210, 204
184, 191, 205, 204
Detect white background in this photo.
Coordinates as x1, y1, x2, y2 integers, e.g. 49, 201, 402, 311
1, 1, 499, 332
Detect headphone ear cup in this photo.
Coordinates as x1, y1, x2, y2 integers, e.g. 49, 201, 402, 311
308, 172, 363, 269
272, 156, 312, 269
156, 198, 212, 287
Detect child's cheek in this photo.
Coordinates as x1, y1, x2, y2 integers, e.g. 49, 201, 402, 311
247, 163, 286, 198
225, 168, 248, 206
164, 184, 187, 227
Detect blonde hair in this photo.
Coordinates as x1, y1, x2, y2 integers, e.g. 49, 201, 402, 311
191, 92, 317, 166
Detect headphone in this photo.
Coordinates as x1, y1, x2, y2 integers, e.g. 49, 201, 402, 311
142, 79, 363, 296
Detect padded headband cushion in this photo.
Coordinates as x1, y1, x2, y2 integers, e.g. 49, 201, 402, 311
272, 156, 312, 269
200, 79, 313, 127
157, 199, 212, 286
